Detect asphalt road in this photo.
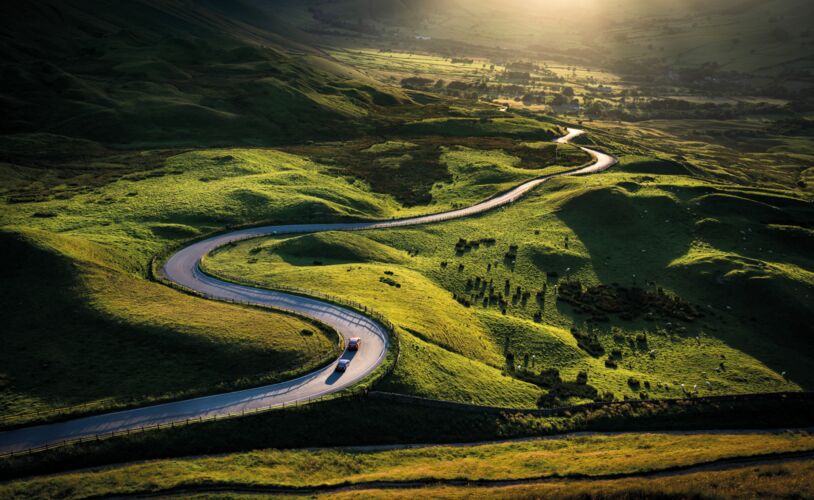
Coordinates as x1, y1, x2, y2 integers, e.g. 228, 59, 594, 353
0, 128, 615, 454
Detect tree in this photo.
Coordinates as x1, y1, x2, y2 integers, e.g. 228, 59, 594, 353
562, 86, 575, 97
551, 94, 568, 106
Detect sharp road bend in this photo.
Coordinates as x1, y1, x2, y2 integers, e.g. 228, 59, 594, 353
0, 128, 616, 454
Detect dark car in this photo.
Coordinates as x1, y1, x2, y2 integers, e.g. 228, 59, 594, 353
347, 337, 361, 351
335, 359, 351, 372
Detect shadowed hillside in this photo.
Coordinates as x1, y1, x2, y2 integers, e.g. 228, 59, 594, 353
0, 0, 410, 148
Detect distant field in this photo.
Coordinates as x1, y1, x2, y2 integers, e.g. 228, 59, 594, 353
3, 429, 812, 497
321, 0, 814, 78
329, 48, 505, 84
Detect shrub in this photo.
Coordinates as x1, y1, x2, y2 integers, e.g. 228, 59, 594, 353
570, 326, 605, 357
379, 277, 401, 288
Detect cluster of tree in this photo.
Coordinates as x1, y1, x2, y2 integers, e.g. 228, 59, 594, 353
497, 70, 532, 84
520, 92, 546, 106
307, 6, 382, 36
508, 366, 609, 408
584, 97, 787, 122
504, 61, 538, 72
399, 76, 435, 88
558, 280, 702, 324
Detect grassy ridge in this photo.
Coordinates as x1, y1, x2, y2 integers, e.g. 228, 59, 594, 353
0, 114, 581, 420
2, 430, 812, 497
0, 0, 410, 148
0, 148, 400, 423
206, 142, 812, 406
399, 116, 560, 139
0, 229, 339, 425
281, 132, 588, 210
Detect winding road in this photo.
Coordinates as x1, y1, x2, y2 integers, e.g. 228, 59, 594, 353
0, 128, 616, 454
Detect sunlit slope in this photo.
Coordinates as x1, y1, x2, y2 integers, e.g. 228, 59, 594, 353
0, 229, 338, 425
4, 431, 814, 497
0, 148, 400, 425
207, 151, 811, 405
203, 232, 542, 408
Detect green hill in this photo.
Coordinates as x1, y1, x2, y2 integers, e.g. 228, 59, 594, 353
0, 0, 409, 149
260, 231, 409, 264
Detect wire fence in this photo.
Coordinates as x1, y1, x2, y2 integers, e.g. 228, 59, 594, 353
0, 388, 369, 459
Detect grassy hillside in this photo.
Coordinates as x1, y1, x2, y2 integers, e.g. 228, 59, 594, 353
1, 0, 811, 457
0, 0, 410, 149
0, 108, 582, 421
3, 429, 812, 497
281, 127, 585, 209
206, 125, 813, 406
0, 228, 339, 427
0, 147, 402, 425
203, 232, 542, 407
596, 0, 814, 75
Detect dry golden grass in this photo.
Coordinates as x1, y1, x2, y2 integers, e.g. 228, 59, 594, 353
3, 430, 812, 498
